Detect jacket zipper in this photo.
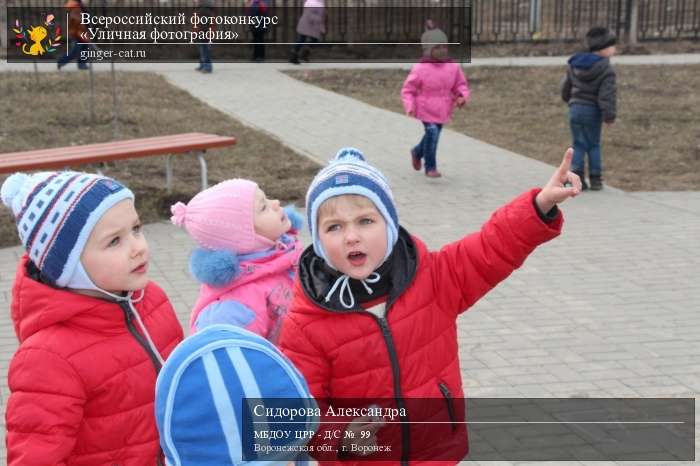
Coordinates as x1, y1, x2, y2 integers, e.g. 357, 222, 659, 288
118, 301, 162, 373
375, 315, 410, 466
119, 301, 165, 464
438, 381, 457, 432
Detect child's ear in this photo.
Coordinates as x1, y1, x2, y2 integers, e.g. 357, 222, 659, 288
283, 205, 304, 231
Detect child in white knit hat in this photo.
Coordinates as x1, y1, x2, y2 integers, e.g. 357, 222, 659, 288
1, 171, 183, 466
401, 19, 471, 178
170, 178, 304, 340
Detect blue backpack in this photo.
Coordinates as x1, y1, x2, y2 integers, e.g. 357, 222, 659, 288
155, 324, 318, 466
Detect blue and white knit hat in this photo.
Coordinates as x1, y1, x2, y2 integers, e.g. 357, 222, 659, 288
305, 147, 399, 266
0, 171, 134, 287
155, 324, 318, 466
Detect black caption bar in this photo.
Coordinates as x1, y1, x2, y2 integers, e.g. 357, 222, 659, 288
7, 6, 472, 63
241, 397, 694, 461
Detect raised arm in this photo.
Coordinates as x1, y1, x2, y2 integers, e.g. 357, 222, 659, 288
432, 149, 580, 316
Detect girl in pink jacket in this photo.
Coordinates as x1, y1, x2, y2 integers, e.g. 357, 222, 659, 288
290, 0, 326, 64
170, 179, 303, 342
401, 21, 470, 178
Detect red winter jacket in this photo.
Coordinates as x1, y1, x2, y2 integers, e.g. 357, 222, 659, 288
278, 189, 563, 465
5, 255, 184, 466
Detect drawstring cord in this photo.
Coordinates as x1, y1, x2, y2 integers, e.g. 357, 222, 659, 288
127, 297, 165, 366
324, 272, 381, 309
96, 287, 165, 366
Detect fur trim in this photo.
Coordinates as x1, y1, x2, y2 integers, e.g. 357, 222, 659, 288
284, 204, 304, 232
189, 248, 240, 287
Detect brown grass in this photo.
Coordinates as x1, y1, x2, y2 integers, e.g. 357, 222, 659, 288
0, 71, 320, 248
286, 64, 700, 191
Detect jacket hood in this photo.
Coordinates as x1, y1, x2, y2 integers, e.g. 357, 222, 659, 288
189, 205, 303, 288
11, 255, 138, 342
189, 234, 301, 289
297, 226, 418, 312
568, 53, 609, 81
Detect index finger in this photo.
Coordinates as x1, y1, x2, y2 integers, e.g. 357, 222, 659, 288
558, 148, 573, 177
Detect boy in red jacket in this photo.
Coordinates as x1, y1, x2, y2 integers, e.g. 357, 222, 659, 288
1, 171, 183, 466
278, 147, 581, 463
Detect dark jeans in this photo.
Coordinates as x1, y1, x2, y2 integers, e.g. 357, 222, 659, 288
293, 34, 318, 53
251, 28, 265, 60
57, 39, 89, 69
198, 43, 212, 71
569, 103, 603, 177
413, 122, 443, 172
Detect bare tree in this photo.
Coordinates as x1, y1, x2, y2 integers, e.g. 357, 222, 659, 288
0, 0, 7, 58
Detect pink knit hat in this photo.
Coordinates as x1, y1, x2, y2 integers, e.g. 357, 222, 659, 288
170, 179, 275, 254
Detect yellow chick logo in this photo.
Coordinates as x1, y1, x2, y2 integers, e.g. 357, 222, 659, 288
14, 15, 62, 56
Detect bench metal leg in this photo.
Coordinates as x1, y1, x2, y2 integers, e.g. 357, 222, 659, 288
197, 151, 208, 191
165, 155, 173, 194
164, 151, 206, 194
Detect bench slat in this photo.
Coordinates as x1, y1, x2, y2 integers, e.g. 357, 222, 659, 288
0, 133, 236, 173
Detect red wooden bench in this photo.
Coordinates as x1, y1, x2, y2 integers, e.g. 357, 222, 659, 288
0, 133, 236, 193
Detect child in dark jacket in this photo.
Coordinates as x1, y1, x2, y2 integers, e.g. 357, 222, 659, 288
561, 26, 618, 190
246, 0, 269, 62
1, 171, 183, 465
278, 147, 581, 463
193, 0, 215, 72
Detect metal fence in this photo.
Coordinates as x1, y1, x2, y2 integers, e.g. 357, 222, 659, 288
471, 0, 700, 43
4, 0, 700, 44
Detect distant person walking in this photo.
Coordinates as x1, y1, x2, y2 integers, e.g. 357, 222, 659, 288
193, 0, 214, 73
401, 20, 470, 178
246, 0, 269, 62
57, 0, 89, 70
289, 0, 326, 65
561, 26, 618, 190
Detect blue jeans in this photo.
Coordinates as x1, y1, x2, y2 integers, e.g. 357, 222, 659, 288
198, 43, 212, 71
57, 40, 89, 69
569, 103, 603, 177
413, 122, 443, 172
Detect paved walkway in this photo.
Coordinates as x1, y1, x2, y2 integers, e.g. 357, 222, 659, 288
1, 55, 699, 464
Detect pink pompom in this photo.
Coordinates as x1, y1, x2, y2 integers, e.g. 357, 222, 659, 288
170, 202, 188, 227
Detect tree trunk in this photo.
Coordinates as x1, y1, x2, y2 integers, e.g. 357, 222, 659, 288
0, 0, 7, 59
626, 0, 639, 46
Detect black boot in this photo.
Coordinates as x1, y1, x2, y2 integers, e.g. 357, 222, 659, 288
288, 50, 300, 64
589, 175, 603, 191
573, 171, 588, 190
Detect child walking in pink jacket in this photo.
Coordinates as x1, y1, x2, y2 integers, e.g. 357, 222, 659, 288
401, 21, 470, 178
170, 179, 303, 342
